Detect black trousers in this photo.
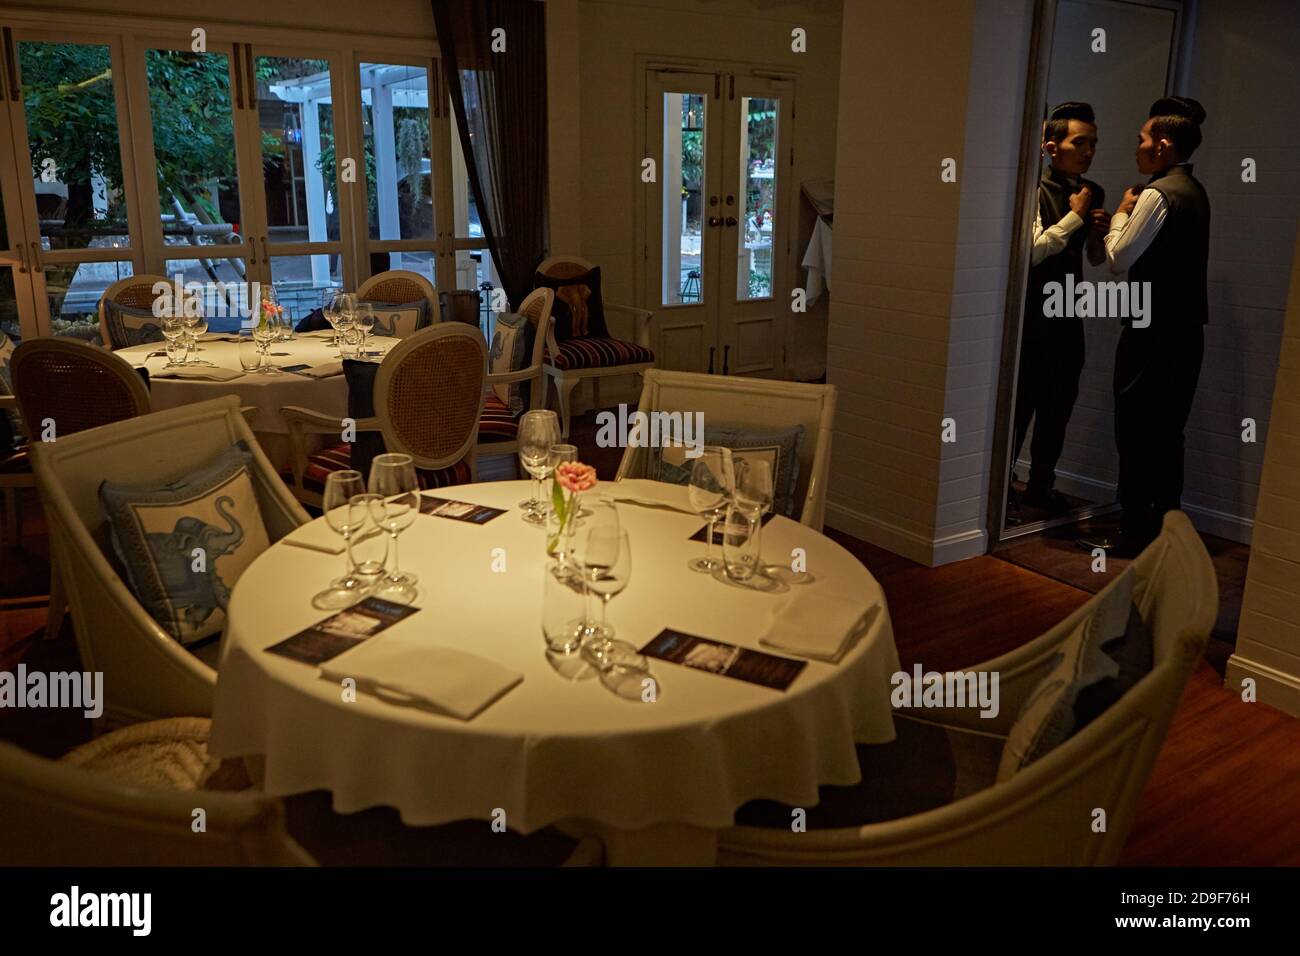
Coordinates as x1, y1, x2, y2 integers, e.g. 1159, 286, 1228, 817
1012, 315, 1086, 493
1113, 322, 1204, 541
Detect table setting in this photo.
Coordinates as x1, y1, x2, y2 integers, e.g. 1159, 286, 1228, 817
209, 409, 901, 862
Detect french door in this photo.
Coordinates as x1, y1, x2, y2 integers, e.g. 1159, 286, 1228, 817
645, 66, 794, 377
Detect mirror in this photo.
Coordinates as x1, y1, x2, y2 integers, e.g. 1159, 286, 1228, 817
999, 0, 1182, 543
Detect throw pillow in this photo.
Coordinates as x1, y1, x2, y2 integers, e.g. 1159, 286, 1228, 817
653, 422, 806, 518
366, 300, 430, 338
343, 359, 385, 481
104, 301, 165, 349
533, 266, 609, 341
488, 312, 532, 413
0, 332, 18, 450
996, 568, 1154, 781
98, 441, 271, 648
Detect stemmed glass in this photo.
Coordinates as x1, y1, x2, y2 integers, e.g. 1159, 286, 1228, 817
578, 527, 637, 672
518, 409, 560, 524
687, 445, 735, 572
312, 470, 371, 609
327, 292, 356, 356
251, 317, 280, 375
354, 302, 375, 354
367, 452, 420, 604
161, 317, 189, 368
183, 312, 215, 365
571, 497, 620, 644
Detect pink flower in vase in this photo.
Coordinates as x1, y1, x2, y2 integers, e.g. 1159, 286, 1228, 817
556, 462, 598, 493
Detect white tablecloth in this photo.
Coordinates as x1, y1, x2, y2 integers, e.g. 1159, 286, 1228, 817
210, 479, 900, 845
116, 334, 397, 469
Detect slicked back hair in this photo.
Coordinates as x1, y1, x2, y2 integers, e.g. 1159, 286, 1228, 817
1043, 101, 1096, 144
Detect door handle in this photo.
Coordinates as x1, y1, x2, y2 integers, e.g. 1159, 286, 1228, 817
724, 216, 737, 227
29, 241, 43, 273
707, 345, 715, 374
722, 344, 730, 375
261, 235, 269, 265
15, 241, 27, 274
247, 236, 258, 263
707, 216, 722, 227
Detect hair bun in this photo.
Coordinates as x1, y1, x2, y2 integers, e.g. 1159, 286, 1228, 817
1150, 95, 1206, 125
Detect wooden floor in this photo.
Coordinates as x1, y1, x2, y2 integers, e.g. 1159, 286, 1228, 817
2, 407, 1297, 864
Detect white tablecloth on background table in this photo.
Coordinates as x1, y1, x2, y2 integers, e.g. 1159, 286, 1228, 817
116, 334, 397, 469
209, 479, 900, 855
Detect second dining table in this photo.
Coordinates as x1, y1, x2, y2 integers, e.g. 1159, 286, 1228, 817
116, 332, 399, 470
209, 478, 902, 865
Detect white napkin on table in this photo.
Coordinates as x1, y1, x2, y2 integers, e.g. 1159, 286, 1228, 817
280, 523, 379, 556
607, 478, 695, 513
297, 361, 344, 379
150, 366, 244, 382
320, 638, 523, 721
759, 591, 877, 663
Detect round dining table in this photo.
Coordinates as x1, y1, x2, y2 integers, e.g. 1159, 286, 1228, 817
116, 333, 398, 470
209, 479, 901, 865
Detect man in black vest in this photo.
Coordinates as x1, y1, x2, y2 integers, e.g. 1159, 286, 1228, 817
1102, 96, 1210, 556
1011, 102, 1108, 518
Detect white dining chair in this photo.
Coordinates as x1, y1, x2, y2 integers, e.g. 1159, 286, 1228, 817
358, 269, 441, 326
27, 395, 308, 726
615, 369, 837, 530
0, 717, 315, 865
474, 286, 555, 475
98, 273, 174, 350
718, 510, 1217, 866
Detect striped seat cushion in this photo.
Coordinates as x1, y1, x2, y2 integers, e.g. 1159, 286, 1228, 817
288, 443, 472, 494
545, 337, 654, 371
479, 392, 520, 442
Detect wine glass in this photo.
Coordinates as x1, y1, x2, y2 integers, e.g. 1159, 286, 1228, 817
161, 317, 188, 368
251, 317, 279, 375
368, 453, 420, 603
183, 312, 214, 365
312, 470, 370, 609
687, 445, 735, 572
518, 409, 560, 524
570, 497, 620, 644
578, 527, 636, 672
328, 292, 356, 356
734, 458, 774, 517
354, 302, 375, 354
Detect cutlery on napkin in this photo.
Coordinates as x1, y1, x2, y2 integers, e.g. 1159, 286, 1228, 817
606, 478, 696, 513
320, 639, 524, 720
281, 524, 380, 555
149, 366, 245, 382
759, 592, 879, 663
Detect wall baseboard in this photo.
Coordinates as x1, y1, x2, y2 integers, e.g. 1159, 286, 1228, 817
1224, 653, 1300, 718
932, 526, 988, 565
825, 501, 934, 565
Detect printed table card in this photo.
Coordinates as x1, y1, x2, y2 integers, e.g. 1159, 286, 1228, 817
640, 628, 806, 691
265, 597, 420, 666
419, 494, 506, 524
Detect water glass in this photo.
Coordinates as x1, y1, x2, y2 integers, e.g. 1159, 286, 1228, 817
542, 561, 585, 655
721, 504, 762, 583
687, 446, 735, 573
518, 409, 560, 523
367, 452, 420, 602
355, 302, 375, 352
237, 336, 262, 373
312, 470, 369, 609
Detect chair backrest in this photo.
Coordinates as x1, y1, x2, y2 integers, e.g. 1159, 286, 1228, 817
11, 337, 151, 439
615, 369, 836, 530
358, 269, 441, 324
98, 273, 173, 349
536, 255, 597, 282
515, 287, 555, 409
28, 396, 308, 723
374, 324, 487, 471
0, 737, 314, 865
719, 511, 1217, 866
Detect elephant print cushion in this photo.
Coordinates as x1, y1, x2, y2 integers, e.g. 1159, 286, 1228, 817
98, 441, 271, 648
365, 300, 431, 338
532, 266, 609, 341
104, 301, 166, 350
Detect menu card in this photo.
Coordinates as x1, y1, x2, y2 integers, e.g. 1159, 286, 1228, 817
265, 597, 419, 666
640, 628, 806, 691
689, 510, 776, 543
419, 494, 506, 524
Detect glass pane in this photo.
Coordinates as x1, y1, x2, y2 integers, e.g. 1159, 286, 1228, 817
662, 92, 705, 306
268, 253, 342, 326
163, 258, 254, 333
255, 56, 339, 243
449, 101, 482, 239
18, 41, 132, 251
360, 63, 432, 241
1, 268, 20, 347
146, 49, 242, 252
454, 249, 498, 339
45, 260, 133, 344
738, 96, 777, 301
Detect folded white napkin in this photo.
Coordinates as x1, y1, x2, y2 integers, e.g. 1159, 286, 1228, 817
150, 366, 245, 382
280, 523, 380, 556
759, 591, 876, 663
607, 478, 695, 513
320, 638, 523, 720
298, 361, 344, 379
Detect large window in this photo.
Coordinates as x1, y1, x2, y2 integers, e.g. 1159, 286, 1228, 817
0, 16, 489, 341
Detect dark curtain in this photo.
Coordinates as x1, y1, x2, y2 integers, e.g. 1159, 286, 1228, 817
432, 0, 549, 309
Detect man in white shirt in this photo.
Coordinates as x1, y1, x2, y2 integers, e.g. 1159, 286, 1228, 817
1012, 102, 1110, 518
1097, 96, 1210, 556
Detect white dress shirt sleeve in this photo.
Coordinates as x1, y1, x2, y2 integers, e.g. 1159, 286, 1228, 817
1031, 207, 1085, 267
1104, 189, 1168, 274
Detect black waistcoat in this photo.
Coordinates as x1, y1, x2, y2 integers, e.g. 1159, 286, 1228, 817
1027, 168, 1104, 324
1126, 163, 1211, 330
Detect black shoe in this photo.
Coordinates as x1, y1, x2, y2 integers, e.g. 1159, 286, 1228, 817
1022, 486, 1071, 516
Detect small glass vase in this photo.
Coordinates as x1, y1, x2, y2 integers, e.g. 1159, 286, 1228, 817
546, 490, 579, 563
